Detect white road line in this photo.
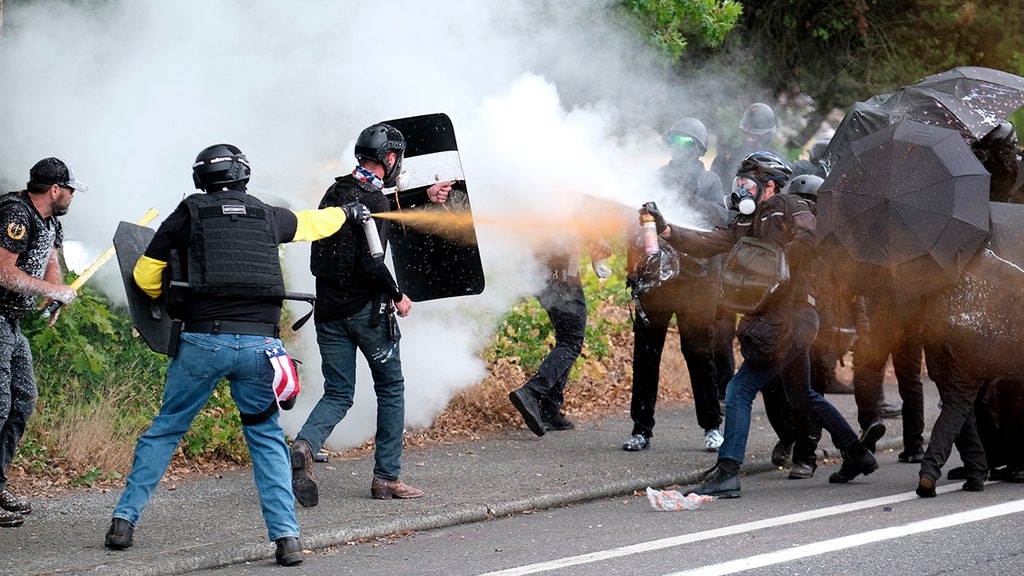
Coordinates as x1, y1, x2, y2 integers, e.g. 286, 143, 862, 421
665, 498, 1024, 576
476, 484, 962, 576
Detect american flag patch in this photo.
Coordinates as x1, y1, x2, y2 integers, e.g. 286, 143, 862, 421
265, 346, 299, 406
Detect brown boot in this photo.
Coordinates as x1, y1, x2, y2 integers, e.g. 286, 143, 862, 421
290, 440, 319, 508
371, 476, 424, 499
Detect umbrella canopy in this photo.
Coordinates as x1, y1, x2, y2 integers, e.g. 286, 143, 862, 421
819, 95, 891, 175
886, 66, 1024, 142
820, 67, 1024, 176
817, 120, 991, 300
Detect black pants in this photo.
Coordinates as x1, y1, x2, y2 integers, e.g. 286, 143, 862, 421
853, 297, 926, 451
973, 380, 1024, 472
919, 339, 987, 484
629, 300, 722, 437
523, 277, 587, 417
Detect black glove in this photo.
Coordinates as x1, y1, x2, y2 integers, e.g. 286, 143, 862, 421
642, 201, 668, 234
341, 202, 371, 223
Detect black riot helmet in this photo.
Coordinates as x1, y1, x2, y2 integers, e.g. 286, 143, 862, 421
737, 151, 792, 186
665, 117, 709, 156
727, 151, 793, 214
739, 102, 777, 136
192, 143, 251, 191
354, 123, 406, 187
784, 174, 824, 201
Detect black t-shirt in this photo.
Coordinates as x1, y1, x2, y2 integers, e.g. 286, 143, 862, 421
0, 191, 63, 320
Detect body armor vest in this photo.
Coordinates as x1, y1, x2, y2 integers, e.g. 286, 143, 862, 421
182, 192, 285, 299
310, 177, 374, 283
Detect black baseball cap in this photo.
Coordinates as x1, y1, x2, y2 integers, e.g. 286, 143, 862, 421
28, 157, 89, 192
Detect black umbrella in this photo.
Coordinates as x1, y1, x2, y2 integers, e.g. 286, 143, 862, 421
819, 95, 891, 175
886, 66, 1024, 142
820, 67, 1024, 176
817, 119, 991, 301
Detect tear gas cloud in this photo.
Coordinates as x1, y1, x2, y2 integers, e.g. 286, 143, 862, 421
0, 0, 749, 450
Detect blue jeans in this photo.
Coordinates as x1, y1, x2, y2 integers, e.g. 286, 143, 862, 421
113, 332, 299, 542
297, 301, 405, 480
719, 305, 858, 464
0, 321, 35, 494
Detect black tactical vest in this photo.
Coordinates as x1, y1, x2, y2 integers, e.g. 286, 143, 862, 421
182, 192, 285, 299
310, 176, 375, 283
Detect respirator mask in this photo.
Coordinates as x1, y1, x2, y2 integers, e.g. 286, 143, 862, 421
726, 176, 759, 215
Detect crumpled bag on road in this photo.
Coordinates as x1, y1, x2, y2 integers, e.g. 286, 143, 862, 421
646, 487, 715, 511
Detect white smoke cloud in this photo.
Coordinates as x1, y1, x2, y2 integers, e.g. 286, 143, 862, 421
0, 0, 743, 451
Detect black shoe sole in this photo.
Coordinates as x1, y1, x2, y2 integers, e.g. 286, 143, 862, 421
291, 448, 319, 508
509, 389, 546, 436
860, 422, 886, 453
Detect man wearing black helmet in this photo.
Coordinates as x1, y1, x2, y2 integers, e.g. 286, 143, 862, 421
710, 102, 780, 186
0, 158, 82, 528
776, 174, 863, 479
105, 143, 367, 566
621, 117, 727, 453
290, 123, 450, 506
644, 151, 875, 498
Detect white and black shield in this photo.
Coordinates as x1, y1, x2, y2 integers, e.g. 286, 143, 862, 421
382, 113, 485, 301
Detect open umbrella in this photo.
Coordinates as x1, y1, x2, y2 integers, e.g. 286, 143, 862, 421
816, 119, 991, 301
886, 66, 1024, 142
819, 95, 891, 175
820, 67, 1024, 176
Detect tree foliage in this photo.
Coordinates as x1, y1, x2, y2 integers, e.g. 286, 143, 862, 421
622, 0, 1024, 133
619, 0, 743, 61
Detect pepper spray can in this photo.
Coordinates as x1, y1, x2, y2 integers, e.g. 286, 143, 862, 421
362, 217, 385, 258
641, 214, 660, 254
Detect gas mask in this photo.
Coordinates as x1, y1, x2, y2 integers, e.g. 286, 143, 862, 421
726, 176, 759, 215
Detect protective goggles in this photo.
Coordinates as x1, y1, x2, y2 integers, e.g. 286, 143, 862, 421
666, 134, 698, 149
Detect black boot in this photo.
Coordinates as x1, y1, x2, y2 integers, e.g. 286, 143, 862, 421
688, 459, 741, 498
829, 443, 878, 484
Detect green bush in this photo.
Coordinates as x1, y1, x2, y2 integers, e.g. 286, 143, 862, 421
17, 281, 251, 484
484, 248, 633, 376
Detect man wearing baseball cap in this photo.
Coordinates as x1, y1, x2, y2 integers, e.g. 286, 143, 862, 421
0, 157, 82, 527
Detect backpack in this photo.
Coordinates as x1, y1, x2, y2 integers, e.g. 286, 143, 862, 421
718, 235, 790, 314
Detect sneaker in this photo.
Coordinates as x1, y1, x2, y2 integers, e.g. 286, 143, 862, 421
771, 440, 794, 466
508, 387, 546, 437
0, 508, 24, 528
291, 439, 319, 508
704, 429, 724, 452
829, 448, 879, 483
542, 412, 575, 431
622, 434, 651, 451
0, 490, 31, 515
789, 461, 817, 479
